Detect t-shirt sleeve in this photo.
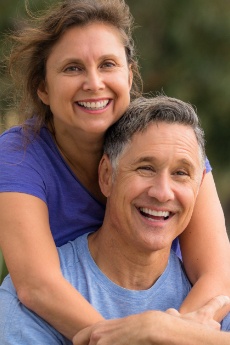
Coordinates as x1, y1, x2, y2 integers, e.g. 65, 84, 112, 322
221, 313, 230, 332
205, 157, 212, 173
0, 131, 47, 203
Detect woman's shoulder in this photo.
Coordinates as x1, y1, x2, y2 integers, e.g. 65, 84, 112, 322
0, 124, 23, 139
0, 123, 55, 154
0, 123, 59, 185
0, 125, 26, 155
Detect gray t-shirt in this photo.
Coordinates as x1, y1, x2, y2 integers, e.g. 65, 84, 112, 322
0, 233, 229, 344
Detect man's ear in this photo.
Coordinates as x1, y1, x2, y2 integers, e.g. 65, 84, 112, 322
201, 169, 206, 186
98, 155, 113, 198
37, 80, 50, 105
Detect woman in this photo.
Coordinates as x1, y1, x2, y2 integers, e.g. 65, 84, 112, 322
0, 0, 229, 342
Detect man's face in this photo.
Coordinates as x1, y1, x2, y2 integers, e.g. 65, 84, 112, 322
101, 122, 205, 255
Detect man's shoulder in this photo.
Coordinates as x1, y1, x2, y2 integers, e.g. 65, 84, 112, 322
58, 233, 88, 260
57, 233, 98, 295
57, 233, 91, 276
167, 250, 192, 290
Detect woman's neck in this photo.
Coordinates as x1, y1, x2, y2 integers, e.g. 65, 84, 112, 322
52, 127, 106, 204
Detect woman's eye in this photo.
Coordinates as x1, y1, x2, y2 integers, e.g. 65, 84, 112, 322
101, 61, 116, 68
64, 65, 82, 72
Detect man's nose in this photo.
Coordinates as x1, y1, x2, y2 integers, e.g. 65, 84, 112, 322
82, 69, 105, 91
147, 173, 174, 203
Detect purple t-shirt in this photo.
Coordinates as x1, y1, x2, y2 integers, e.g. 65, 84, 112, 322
0, 125, 211, 251
0, 125, 105, 246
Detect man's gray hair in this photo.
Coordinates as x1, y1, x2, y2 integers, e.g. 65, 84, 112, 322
104, 96, 206, 169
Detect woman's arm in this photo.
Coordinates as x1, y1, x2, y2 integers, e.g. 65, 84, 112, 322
0, 192, 104, 340
179, 172, 230, 320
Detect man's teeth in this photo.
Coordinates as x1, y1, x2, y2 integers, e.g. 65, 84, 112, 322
140, 208, 170, 219
78, 100, 109, 110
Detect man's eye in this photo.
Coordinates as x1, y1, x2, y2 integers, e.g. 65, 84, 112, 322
139, 166, 152, 171
137, 166, 154, 175
175, 170, 188, 176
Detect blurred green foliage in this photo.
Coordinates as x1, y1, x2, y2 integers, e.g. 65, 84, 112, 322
0, 0, 230, 233
0, 250, 8, 284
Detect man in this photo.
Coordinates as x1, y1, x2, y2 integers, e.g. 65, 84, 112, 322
0, 96, 229, 345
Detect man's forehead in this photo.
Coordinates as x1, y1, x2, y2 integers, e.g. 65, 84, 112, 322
119, 122, 201, 167
131, 123, 198, 151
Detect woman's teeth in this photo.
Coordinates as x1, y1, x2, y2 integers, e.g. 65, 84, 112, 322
78, 100, 109, 110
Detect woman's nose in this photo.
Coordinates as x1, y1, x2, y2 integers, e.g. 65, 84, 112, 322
82, 69, 105, 91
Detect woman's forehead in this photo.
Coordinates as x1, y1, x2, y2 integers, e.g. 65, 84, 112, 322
46, 22, 126, 64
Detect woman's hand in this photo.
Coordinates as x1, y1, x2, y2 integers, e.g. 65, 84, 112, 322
167, 295, 230, 331
73, 295, 230, 345
72, 311, 166, 345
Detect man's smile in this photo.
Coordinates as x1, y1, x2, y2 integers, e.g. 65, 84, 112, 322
138, 207, 173, 221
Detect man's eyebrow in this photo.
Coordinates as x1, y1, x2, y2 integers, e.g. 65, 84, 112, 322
132, 156, 196, 169
132, 156, 157, 165
178, 158, 196, 169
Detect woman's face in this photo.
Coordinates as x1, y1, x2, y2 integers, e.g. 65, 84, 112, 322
38, 22, 133, 137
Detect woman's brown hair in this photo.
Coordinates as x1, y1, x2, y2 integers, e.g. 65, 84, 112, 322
7, 0, 142, 132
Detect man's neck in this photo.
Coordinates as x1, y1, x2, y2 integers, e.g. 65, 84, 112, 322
88, 229, 170, 290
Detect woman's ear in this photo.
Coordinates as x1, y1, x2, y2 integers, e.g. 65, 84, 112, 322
98, 155, 113, 198
37, 81, 50, 105
128, 64, 133, 91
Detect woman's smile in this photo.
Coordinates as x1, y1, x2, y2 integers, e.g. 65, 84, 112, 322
75, 98, 111, 113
